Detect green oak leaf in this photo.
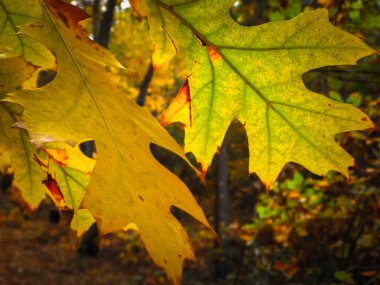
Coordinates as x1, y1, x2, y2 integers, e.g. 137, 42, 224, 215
137, 0, 376, 188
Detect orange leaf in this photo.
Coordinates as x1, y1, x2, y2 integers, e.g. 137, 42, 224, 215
161, 79, 191, 126
43, 173, 64, 204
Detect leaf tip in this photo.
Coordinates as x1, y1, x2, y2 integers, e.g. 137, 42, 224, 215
199, 162, 208, 175
130, 0, 145, 17
263, 180, 274, 192
161, 80, 191, 126
360, 115, 376, 129
352, 160, 359, 169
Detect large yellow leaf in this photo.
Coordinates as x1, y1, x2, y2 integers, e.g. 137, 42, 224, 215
5, 0, 210, 282
137, 0, 376, 188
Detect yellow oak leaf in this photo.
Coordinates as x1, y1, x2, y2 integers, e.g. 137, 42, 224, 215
5, 0, 211, 282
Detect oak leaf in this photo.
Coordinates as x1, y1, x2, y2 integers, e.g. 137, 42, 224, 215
5, 0, 210, 282
136, 0, 376, 188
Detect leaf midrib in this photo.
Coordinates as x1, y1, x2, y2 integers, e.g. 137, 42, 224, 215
41, 1, 123, 156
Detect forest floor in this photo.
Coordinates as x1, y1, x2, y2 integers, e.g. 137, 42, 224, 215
0, 190, 221, 285
0, 190, 176, 285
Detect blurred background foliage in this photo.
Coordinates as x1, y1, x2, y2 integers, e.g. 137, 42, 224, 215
0, 0, 379, 284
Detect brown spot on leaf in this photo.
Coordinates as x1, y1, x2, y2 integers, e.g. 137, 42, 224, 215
44, 148, 69, 166
54, 149, 69, 166
328, 103, 332, 107
361, 116, 368, 122
57, 12, 69, 28
30, 23, 44, 29
45, 0, 90, 30
43, 173, 64, 204
138, 195, 144, 202
164, 259, 167, 264
178, 254, 182, 258
207, 46, 222, 61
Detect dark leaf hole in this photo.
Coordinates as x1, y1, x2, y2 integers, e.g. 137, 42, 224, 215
37, 69, 57, 87
149, 143, 205, 198
0, 172, 13, 193
229, 0, 269, 26
79, 140, 97, 159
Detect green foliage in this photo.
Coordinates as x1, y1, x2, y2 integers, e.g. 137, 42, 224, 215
146, 0, 374, 188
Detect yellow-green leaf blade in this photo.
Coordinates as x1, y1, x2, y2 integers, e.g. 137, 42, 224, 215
0, 0, 55, 68
0, 57, 46, 209
148, 0, 375, 186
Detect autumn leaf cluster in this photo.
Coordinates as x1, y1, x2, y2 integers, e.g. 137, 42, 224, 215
0, 0, 376, 283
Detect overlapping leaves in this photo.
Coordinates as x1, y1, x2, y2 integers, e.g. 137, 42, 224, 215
0, 0, 377, 284
0, 0, 56, 208
0, 57, 47, 209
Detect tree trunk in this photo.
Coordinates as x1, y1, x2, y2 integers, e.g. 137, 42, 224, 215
94, 0, 116, 48
136, 63, 154, 107
92, 0, 101, 42
214, 135, 231, 279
